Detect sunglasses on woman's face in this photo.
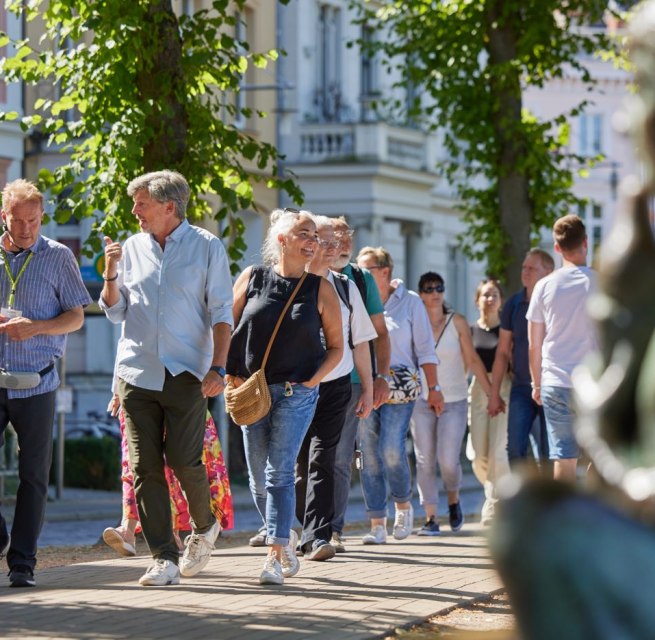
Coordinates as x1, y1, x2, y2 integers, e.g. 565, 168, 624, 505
421, 284, 445, 294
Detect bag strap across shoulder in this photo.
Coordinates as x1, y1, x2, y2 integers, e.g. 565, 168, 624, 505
435, 312, 455, 350
261, 271, 308, 370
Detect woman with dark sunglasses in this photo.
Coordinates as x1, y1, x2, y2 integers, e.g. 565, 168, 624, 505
410, 272, 490, 535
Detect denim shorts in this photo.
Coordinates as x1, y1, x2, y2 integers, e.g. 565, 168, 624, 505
540, 386, 579, 459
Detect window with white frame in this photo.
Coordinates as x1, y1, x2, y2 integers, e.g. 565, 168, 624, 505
579, 113, 603, 156
360, 25, 378, 122
578, 201, 603, 262
316, 4, 342, 122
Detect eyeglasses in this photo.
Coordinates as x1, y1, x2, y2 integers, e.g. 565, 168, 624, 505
334, 229, 355, 238
283, 207, 301, 215
421, 284, 445, 294
317, 239, 341, 248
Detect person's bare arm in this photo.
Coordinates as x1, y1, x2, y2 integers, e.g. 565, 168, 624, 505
370, 312, 391, 408
528, 320, 546, 406
303, 278, 344, 387
488, 328, 512, 416
0, 307, 84, 341
353, 341, 373, 419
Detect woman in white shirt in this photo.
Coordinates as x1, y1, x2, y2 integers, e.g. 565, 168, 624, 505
411, 272, 490, 536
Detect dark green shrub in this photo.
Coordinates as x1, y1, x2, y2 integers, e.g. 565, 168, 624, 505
50, 437, 121, 491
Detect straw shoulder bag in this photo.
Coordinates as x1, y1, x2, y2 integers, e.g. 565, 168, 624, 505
224, 271, 308, 426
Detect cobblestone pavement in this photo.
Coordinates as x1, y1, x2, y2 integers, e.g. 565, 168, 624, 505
0, 525, 501, 640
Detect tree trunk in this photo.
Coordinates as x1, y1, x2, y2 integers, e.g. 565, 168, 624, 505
485, 1, 533, 295
136, 0, 188, 171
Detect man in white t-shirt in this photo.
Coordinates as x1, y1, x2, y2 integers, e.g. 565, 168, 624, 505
295, 215, 377, 560
526, 214, 597, 482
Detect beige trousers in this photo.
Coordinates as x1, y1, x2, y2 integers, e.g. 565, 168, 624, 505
468, 372, 511, 521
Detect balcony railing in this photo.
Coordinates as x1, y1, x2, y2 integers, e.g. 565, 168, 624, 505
296, 121, 440, 174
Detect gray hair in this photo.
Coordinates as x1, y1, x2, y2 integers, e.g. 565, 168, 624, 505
127, 170, 190, 220
261, 207, 315, 265
313, 214, 333, 231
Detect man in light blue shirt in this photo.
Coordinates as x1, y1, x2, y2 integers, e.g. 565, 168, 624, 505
0, 179, 91, 588
100, 170, 233, 587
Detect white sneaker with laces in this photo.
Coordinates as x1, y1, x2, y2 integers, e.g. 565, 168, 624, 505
179, 520, 220, 577
138, 559, 180, 586
362, 524, 387, 545
331, 532, 346, 554
281, 529, 300, 578
393, 504, 414, 540
260, 555, 284, 585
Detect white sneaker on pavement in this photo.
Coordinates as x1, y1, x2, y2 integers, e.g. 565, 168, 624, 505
331, 532, 346, 553
249, 525, 267, 547
138, 559, 180, 586
280, 529, 300, 578
362, 524, 387, 545
393, 504, 414, 540
260, 555, 284, 585
102, 527, 136, 557
179, 520, 220, 577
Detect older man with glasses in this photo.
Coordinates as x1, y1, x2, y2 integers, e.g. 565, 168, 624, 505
328, 217, 391, 553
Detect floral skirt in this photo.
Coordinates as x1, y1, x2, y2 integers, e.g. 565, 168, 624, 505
120, 409, 234, 531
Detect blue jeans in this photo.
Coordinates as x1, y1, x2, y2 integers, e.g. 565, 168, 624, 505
241, 383, 319, 546
541, 385, 579, 459
358, 401, 415, 518
331, 382, 362, 534
507, 384, 549, 465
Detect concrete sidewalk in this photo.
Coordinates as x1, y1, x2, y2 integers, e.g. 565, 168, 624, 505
0, 525, 501, 640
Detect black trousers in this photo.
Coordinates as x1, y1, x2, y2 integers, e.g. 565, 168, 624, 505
0, 389, 56, 571
295, 374, 352, 551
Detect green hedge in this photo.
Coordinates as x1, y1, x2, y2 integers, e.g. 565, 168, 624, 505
50, 436, 121, 491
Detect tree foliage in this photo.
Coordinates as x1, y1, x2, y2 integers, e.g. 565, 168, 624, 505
355, 0, 622, 291
0, 0, 300, 271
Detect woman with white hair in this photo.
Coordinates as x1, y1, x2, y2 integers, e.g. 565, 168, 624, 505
226, 208, 343, 585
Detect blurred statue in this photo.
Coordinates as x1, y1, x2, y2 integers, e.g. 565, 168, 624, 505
491, 3, 655, 638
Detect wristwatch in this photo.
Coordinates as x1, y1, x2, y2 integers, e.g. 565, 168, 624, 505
428, 384, 442, 392
376, 373, 392, 384
210, 365, 226, 378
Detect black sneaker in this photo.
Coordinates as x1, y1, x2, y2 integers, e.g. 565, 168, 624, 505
448, 502, 463, 532
9, 566, 36, 588
304, 539, 336, 562
416, 516, 440, 536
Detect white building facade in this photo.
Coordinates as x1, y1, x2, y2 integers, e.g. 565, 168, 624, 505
273, 0, 485, 316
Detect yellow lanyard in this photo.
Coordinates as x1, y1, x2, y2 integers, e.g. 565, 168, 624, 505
1, 248, 34, 308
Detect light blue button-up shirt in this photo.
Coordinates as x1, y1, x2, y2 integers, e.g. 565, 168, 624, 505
384, 279, 439, 370
0, 235, 92, 398
100, 220, 233, 391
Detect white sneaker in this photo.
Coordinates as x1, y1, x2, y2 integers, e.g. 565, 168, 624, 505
362, 524, 387, 545
280, 529, 300, 578
179, 520, 220, 577
102, 527, 136, 557
393, 504, 414, 540
138, 559, 180, 586
260, 555, 284, 585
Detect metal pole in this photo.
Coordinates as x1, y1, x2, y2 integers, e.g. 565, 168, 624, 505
55, 353, 66, 500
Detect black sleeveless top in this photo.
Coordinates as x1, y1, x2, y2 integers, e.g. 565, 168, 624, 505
470, 323, 500, 373
226, 266, 325, 384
